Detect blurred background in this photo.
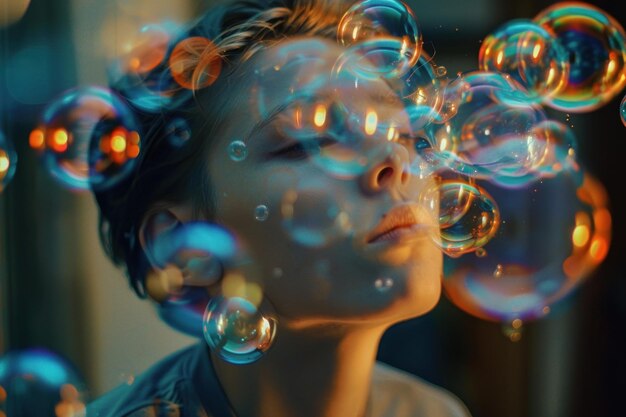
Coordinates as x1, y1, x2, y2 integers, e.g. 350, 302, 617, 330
0, 0, 624, 416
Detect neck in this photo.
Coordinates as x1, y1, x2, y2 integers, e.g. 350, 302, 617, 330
211, 321, 387, 417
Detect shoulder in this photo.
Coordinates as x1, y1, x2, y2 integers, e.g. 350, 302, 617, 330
371, 362, 472, 417
85, 343, 206, 417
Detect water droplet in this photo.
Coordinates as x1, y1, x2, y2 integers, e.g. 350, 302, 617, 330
374, 277, 394, 292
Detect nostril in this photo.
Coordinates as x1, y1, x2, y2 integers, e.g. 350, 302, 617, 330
376, 166, 394, 188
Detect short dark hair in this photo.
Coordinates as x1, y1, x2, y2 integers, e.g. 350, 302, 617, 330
93, 0, 351, 297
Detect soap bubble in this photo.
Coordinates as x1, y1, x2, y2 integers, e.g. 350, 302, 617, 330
424, 71, 550, 186
30, 86, 141, 191
443, 172, 611, 322
117, 23, 172, 75
169, 36, 222, 90
255, 205, 269, 221
164, 117, 192, 147
438, 179, 501, 257
338, 0, 421, 78
203, 296, 276, 364
147, 222, 237, 337
281, 181, 352, 247
534, 2, 626, 112
479, 20, 569, 103
0, 348, 86, 416
0, 131, 17, 192
228, 140, 248, 162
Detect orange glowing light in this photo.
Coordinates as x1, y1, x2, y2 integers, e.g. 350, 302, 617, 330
29, 128, 45, 150
572, 224, 590, 248
169, 37, 222, 90
387, 126, 397, 141
313, 104, 327, 128
364, 110, 378, 135
589, 237, 609, 262
111, 134, 127, 153
0, 385, 6, 401
532, 43, 542, 60
0, 151, 9, 174
496, 50, 504, 67
594, 207, 612, 232
52, 129, 69, 152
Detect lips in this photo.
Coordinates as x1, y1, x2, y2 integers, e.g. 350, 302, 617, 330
366, 205, 426, 244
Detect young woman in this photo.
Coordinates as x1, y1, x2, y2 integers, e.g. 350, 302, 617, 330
86, 0, 472, 416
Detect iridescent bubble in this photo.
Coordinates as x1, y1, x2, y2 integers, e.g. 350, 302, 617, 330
30, 86, 140, 191
281, 183, 352, 247
0, 131, 17, 192
438, 180, 500, 257
203, 296, 276, 364
443, 172, 611, 322
534, 3, 626, 112
228, 140, 248, 162
0, 349, 86, 416
118, 24, 172, 75
338, 0, 422, 78
169, 36, 222, 90
425, 71, 548, 185
255, 205, 269, 221
148, 222, 237, 337
621, 94, 626, 127
479, 20, 569, 103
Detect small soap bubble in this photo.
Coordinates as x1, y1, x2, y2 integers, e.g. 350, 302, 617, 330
374, 277, 394, 292
255, 205, 269, 221
119, 24, 172, 75
493, 264, 503, 278
0, 131, 17, 193
621, 94, 626, 127
165, 117, 192, 147
203, 296, 276, 364
338, 0, 422, 75
228, 140, 248, 162
31, 86, 140, 191
475, 248, 487, 258
435, 66, 447, 77
534, 3, 626, 112
479, 20, 569, 103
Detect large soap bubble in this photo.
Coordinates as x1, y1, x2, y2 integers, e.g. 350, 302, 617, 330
534, 2, 626, 112
443, 172, 611, 323
30, 86, 141, 191
0, 131, 17, 192
0, 348, 87, 416
337, 0, 422, 78
479, 20, 569, 104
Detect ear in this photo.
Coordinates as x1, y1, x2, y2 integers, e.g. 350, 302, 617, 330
139, 204, 193, 268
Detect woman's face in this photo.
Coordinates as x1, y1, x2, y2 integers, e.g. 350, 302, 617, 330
206, 38, 442, 327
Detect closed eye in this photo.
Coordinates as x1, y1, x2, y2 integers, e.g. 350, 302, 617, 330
269, 136, 339, 160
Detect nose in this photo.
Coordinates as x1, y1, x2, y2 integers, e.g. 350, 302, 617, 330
359, 143, 410, 195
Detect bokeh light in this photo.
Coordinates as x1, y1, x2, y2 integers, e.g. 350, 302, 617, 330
30, 86, 141, 191
534, 2, 626, 112
479, 20, 569, 104
0, 131, 18, 193
443, 171, 611, 323
0, 349, 86, 416
0, 0, 31, 27
169, 36, 222, 90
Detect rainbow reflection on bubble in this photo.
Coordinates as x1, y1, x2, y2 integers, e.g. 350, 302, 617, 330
534, 2, 626, 112
0, 131, 17, 193
443, 172, 611, 322
479, 20, 569, 103
621, 94, 626, 127
148, 222, 237, 337
203, 296, 277, 365
0, 349, 86, 416
30, 86, 141, 191
337, 0, 422, 79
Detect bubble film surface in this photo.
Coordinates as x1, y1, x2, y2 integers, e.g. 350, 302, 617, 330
0, 131, 17, 192
621, 94, 626, 126
479, 20, 569, 103
30, 86, 141, 191
443, 173, 611, 322
0, 349, 86, 416
203, 296, 276, 364
534, 2, 626, 112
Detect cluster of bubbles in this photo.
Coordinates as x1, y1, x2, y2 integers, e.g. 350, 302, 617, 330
4, 0, 619, 351
0, 349, 86, 416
